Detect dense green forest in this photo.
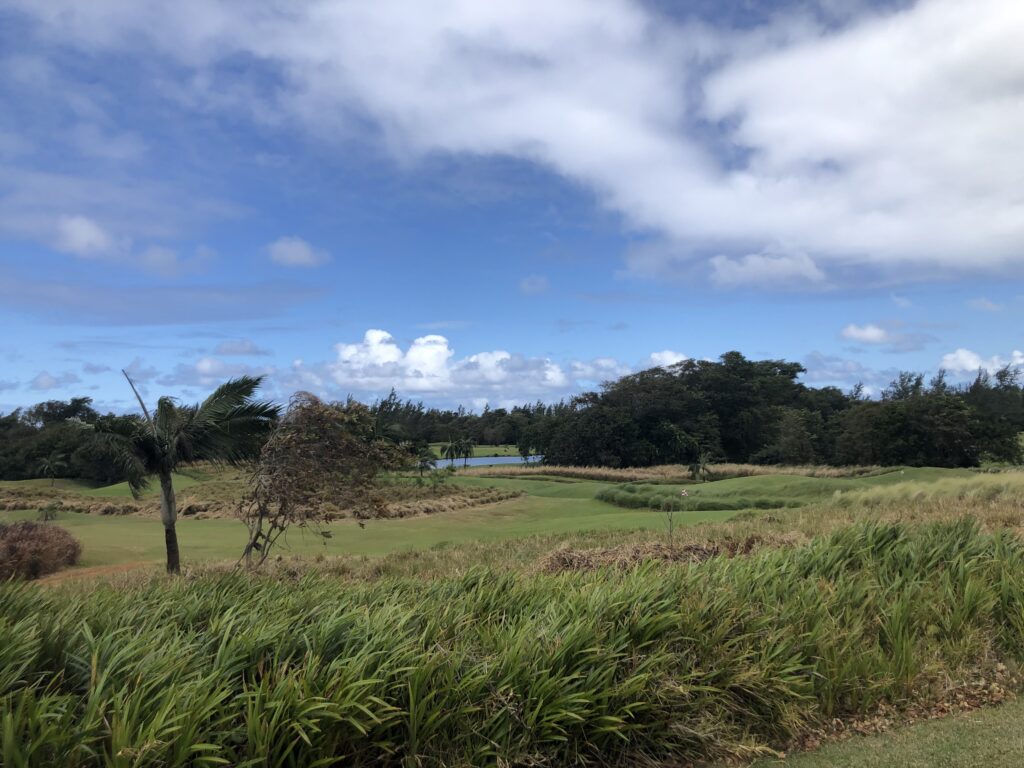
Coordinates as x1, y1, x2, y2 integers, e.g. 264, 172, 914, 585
3, 352, 1023, 481
519, 353, 1024, 468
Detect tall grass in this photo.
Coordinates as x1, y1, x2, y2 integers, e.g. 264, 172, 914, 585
3, 519, 1024, 766
595, 483, 804, 512
834, 473, 1024, 508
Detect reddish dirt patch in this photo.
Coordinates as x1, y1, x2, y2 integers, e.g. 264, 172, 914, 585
37, 561, 155, 586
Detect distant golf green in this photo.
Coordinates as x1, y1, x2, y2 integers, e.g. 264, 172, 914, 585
0, 466, 1002, 572
0, 474, 736, 568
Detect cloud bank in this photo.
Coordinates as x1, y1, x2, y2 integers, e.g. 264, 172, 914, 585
4, 0, 1023, 286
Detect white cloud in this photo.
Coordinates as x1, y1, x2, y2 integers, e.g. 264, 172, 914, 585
710, 248, 825, 287
286, 328, 579, 400
49, 214, 211, 276
519, 275, 550, 295
940, 348, 1024, 374
267, 236, 329, 267
29, 370, 81, 390
54, 214, 114, 256
649, 350, 687, 367
329, 329, 571, 395
571, 357, 632, 383
841, 323, 890, 344
840, 322, 933, 353
10, 0, 1024, 285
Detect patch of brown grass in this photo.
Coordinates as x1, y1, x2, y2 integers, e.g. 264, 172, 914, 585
538, 532, 804, 573
461, 462, 890, 482
0, 521, 83, 579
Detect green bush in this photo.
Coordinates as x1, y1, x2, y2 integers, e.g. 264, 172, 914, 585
595, 486, 796, 512
1, 519, 1022, 765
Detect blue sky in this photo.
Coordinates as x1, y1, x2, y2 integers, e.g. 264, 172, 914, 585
1, 0, 1022, 412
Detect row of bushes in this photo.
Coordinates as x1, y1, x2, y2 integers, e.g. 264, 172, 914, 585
595, 484, 801, 512
0, 521, 82, 580
2, 519, 1023, 765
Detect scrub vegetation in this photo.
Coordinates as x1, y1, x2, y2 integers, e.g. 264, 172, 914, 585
3, 362, 1024, 765
3, 518, 1024, 766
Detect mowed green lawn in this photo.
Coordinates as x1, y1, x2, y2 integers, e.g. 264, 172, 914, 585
1, 466, 1008, 572
751, 700, 1024, 767
0, 475, 738, 569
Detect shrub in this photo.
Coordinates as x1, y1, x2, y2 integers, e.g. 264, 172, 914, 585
0, 521, 82, 580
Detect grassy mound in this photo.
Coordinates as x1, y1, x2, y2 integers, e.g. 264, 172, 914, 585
3, 519, 1024, 765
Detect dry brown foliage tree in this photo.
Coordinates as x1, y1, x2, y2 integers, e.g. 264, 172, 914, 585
239, 392, 406, 568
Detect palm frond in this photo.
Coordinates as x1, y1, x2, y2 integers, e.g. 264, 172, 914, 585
179, 377, 280, 465
89, 429, 153, 498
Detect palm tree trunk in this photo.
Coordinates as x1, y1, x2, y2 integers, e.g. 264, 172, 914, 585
158, 471, 181, 574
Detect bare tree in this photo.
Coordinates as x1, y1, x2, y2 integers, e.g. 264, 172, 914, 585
239, 393, 405, 568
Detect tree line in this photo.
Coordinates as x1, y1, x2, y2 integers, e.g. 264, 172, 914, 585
3, 352, 1023, 486
517, 353, 1024, 468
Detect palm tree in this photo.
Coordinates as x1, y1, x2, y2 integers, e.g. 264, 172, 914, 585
442, 438, 459, 467
689, 445, 713, 483
95, 371, 279, 573
458, 436, 475, 467
415, 444, 437, 477
36, 452, 68, 487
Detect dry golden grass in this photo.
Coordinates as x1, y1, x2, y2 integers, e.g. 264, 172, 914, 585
460, 462, 890, 482
0, 469, 523, 521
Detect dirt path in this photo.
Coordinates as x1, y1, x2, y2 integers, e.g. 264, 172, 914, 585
38, 561, 155, 585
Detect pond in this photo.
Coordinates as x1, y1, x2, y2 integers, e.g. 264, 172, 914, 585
436, 455, 542, 468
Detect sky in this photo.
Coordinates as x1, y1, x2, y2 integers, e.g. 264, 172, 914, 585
1, 0, 1023, 413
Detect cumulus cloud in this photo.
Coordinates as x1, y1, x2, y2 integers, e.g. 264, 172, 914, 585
649, 350, 687, 367
82, 362, 111, 374
267, 236, 329, 267
571, 357, 632, 383
841, 323, 890, 344
54, 214, 114, 256
840, 322, 933, 353
49, 215, 209, 276
710, 249, 825, 288
29, 370, 82, 390
324, 329, 568, 397
940, 348, 1024, 375
0, 380, 18, 392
